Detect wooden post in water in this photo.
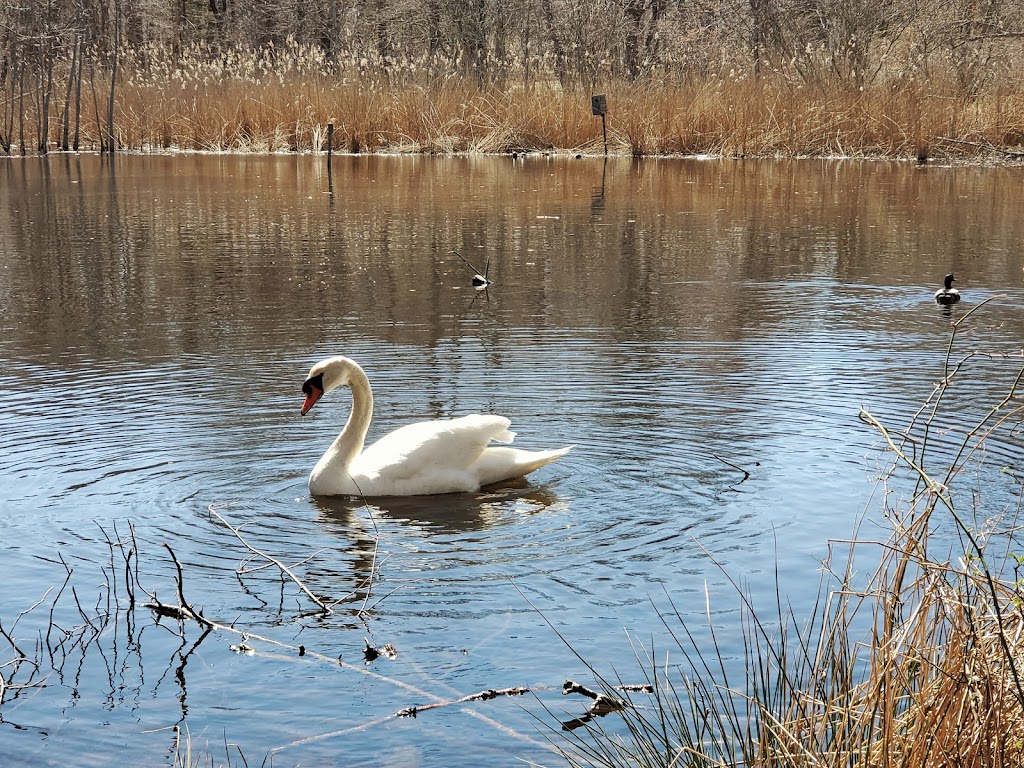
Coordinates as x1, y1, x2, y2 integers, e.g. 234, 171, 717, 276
326, 123, 334, 174
591, 94, 607, 156
325, 123, 334, 195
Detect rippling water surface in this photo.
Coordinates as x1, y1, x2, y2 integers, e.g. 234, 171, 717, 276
2, 155, 1024, 765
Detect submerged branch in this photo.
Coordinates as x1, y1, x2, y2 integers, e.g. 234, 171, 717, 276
152, 543, 213, 629
396, 685, 532, 717
210, 507, 332, 615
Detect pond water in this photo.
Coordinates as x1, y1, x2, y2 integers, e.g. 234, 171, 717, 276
2, 154, 1024, 766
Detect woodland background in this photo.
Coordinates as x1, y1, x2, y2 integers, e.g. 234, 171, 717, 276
3, 0, 1024, 155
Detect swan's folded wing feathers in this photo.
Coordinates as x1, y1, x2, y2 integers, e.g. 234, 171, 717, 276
353, 415, 515, 482
474, 445, 573, 487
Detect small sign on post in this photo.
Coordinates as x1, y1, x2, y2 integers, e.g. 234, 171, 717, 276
591, 94, 608, 156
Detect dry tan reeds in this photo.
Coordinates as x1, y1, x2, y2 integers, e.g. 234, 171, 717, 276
559, 302, 1024, 768
4, 40, 1024, 158
110, 73, 1024, 159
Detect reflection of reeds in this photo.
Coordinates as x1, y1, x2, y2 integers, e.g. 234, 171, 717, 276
559, 302, 1024, 767
0, 521, 141, 719
5, 42, 1023, 157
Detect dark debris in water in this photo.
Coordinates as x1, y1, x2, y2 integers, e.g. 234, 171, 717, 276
561, 679, 651, 731
363, 639, 398, 663
618, 683, 655, 693
143, 601, 191, 621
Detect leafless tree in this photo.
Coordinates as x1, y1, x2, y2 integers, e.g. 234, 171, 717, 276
619, 0, 667, 79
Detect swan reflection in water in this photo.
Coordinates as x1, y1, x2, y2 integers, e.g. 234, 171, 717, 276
311, 479, 567, 535
302, 481, 569, 620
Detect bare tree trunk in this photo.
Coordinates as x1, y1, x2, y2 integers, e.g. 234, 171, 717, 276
208, 0, 228, 46
374, 0, 392, 62
323, 0, 341, 56
73, 41, 83, 151
90, 58, 104, 151
1, 53, 14, 154
106, 0, 120, 153
18, 62, 26, 156
522, 0, 533, 89
173, 0, 184, 62
61, 36, 79, 151
540, 0, 567, 85
622, 0, 644, 79
750, 0, 767, 75
454, 0, 489, 83
621, 0, 666, 79
39, 55, 54, 153
426, 0, 441, 58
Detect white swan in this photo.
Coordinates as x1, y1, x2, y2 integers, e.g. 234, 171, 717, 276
300, 356, 573, 497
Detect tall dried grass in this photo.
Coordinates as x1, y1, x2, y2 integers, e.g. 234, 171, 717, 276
558, 301, 1024, 768
7, 42, 1024, 157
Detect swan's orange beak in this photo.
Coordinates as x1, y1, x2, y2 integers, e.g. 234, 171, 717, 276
301, 380, 324, 416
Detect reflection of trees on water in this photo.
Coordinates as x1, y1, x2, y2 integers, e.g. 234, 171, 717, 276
4, 155, 1023, 367
0, 523, 158, 736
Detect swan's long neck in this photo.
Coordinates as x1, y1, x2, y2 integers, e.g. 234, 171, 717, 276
332, 365, 374, 468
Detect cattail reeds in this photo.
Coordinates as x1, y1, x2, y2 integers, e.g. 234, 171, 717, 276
558, 301, 1024, 768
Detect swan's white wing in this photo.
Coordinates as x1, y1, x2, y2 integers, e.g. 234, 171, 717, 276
341, 414, 569, 496
473, 445, 574, 487
352, 415, 514, 484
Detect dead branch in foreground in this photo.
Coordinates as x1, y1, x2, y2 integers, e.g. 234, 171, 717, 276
137, 541, 648, 756
209, 507, 334, 614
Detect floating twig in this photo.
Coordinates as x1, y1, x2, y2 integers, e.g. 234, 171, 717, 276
450, 249, 493, 289
151, 543, 213, 628
713, 454, 755, 485
396, 686, 531, 717
561, 679, 630, 730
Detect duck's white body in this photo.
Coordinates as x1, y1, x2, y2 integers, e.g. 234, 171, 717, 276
301, 356, 572, 497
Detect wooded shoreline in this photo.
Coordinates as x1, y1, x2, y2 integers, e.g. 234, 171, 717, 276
4, 1, 1024, 160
